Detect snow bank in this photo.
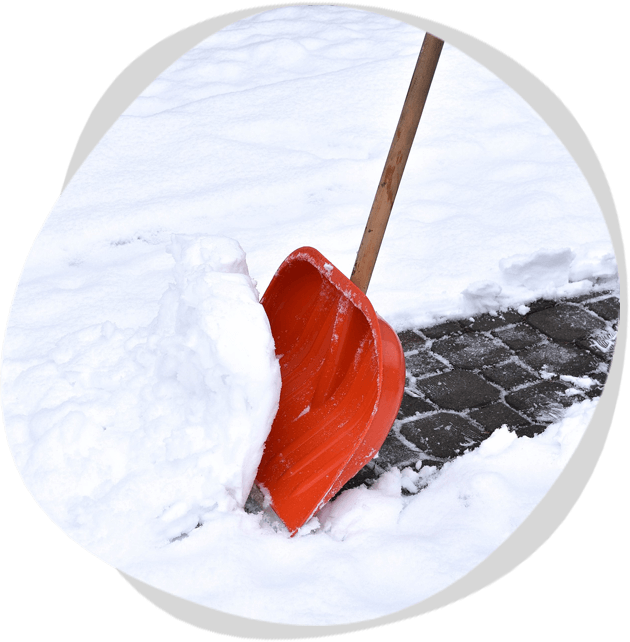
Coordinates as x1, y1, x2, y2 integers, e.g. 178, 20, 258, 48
460, 246, 617, 317
117, 400, 597, 626
499, 248, 575, 289
3, 235, 280, 566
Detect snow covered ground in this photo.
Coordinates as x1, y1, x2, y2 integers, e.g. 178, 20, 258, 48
1, 5, 618, 626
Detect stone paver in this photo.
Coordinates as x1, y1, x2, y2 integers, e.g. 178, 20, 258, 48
527, 299, 557, 313
468, 402, 530, 431
527, 303, 607, 342
505, 380, 578, 422
416, 369, 500, 411
398, 330, 424, 347
491, 323, 545, 351
405, 350, 447, 378
397, 391, 434, 417
372, 432, 420, 469
400, 412, 485, 460
481, 360, 538, 389
586, 297, 620, 322
431, 332, 511, 369
421, 321, 462, 339
519, 342, 599, 377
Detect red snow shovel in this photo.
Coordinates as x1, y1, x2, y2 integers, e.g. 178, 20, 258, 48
255, 33, 444, 535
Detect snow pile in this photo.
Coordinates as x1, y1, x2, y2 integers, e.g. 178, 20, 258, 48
3, 235, 280, 565
500, 248, 575, 290
462, 246, 617, 317
462, 280, 504, 314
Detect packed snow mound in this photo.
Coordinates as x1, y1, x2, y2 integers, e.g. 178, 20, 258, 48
459, 247, 618, 316
3, 234, 280, 565
462, 280, 504, 314
499, 248, 575, 289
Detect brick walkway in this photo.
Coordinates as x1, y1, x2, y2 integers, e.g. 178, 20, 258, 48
340, 290, 619, 493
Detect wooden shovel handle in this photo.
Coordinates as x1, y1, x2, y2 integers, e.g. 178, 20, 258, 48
350, 33, 443, 294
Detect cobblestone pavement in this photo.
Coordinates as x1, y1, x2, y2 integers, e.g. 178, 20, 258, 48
339, 290, 620, 494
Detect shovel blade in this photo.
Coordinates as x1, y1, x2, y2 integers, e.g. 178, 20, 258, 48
257, 247, 405, 534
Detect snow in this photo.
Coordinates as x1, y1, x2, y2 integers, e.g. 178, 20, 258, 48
560, 374, 596, 390
461, 280, 504, 314
499, 248, 576, 290
3, 234, 280, 566
0, 5, 618, 627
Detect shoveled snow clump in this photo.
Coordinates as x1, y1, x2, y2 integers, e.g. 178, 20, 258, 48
3, 235, 280, 565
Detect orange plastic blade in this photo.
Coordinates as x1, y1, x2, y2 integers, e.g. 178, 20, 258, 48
257, 247, 405, 534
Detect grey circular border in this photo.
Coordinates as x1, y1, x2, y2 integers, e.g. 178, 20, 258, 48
59, 2, 626, 636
